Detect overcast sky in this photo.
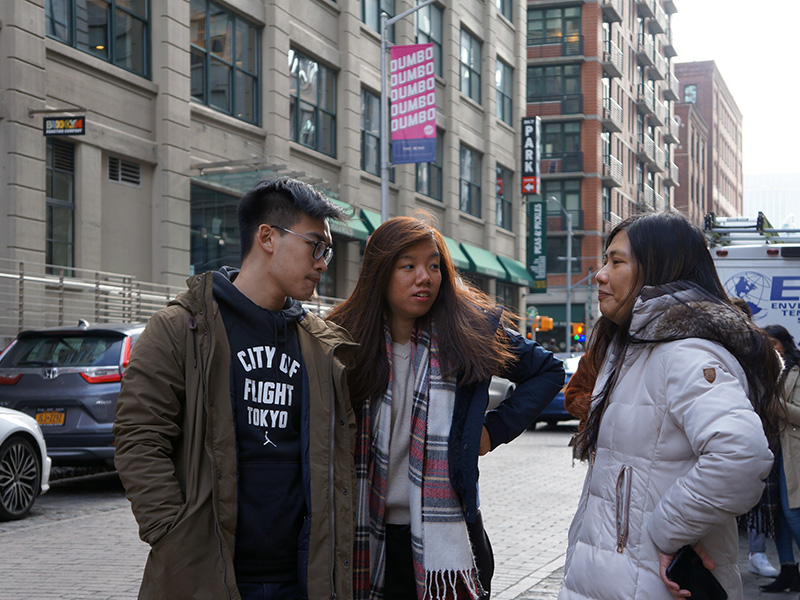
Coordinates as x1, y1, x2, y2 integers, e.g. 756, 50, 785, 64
671, 2, 800, 175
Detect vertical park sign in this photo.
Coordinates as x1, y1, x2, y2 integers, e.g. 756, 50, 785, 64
390, 43, 436, 164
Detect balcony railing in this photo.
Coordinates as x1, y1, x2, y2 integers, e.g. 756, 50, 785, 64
602, 153, 624, 187
655, 192, 666, 211
663, 72, 679, 101
653, 146, 666, 172
636, 32, 655, 67
601, 96, 623, 132
541, 152, 584, 174
651, 98, 667, 126
636, 83, 655, 116
665, 161, 679, 186
636, 0, 655, 20
663, 27, 677, 58
636, 133, 655, 163
527, 35, 583, 58
601, 0, 623, 23
527, 94, 583, 117
601, 40, 624, 78
665, 116, 680, 143
650, 52, 666, 80
637, 184, 655, 210
650, 2, 667, 34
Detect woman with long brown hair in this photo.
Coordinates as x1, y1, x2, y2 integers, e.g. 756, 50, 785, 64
559, 211, 782, 600
327, 215, 564, 600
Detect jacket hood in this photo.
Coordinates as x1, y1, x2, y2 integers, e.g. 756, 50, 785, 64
629, 280, 763, 362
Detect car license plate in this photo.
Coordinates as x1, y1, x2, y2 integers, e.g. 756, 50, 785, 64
36, 409, 65, 426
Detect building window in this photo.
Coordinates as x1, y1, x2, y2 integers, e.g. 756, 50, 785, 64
46, 139, 75, 272
364, 0, 394, 42
543, 179, 581, 229
289, 49, 336, 157
460, 29, 482, 104
460, 144, 482, 217
527, 64, 581, 99
416, 130, 443, 201
496, 166, 513, 230
317, 255, 337, 298
361, 89, 380, 176
46, 0, 149, 77
546, 235, 582, 275
416, 1, 443, 77
527, 6, 580, 45
497, 0, 512, 21
190, 184, 241, 275
496, 281, 518, 329
495, 59, 513, 125
683, 84, 697, 104
108, 156, 142, 186
190, 0, 259, 123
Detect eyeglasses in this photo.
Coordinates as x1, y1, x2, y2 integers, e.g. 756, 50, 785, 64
270, 225, 334, 265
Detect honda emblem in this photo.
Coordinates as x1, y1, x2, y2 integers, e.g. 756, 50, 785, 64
43, 367, 59, 380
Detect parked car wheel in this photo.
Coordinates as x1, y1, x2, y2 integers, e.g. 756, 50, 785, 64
0, 436, 41, 520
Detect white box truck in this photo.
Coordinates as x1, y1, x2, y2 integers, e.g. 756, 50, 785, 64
704, 213, 800, 342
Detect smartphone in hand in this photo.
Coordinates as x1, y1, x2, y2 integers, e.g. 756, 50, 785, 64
665, 545, 727, 600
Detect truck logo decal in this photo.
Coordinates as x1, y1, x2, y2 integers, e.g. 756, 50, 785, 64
724, 271, 770, 320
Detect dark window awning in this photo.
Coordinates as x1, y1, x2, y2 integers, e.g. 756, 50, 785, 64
497, 255, 534, 286
459, 242, 506, 279
329, 199, 369, 241
442, 236, 471, 272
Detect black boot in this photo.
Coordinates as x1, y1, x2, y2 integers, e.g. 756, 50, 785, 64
760, 563, 800, 593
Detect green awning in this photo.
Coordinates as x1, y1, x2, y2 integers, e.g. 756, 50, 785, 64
459, 242, 506, 279
442, 237, 470, 272
497, 255, 534, 286
361, 208, 382, 233
329, 199, 369, 241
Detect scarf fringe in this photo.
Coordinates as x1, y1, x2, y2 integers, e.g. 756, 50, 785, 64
423, 569, 482, 600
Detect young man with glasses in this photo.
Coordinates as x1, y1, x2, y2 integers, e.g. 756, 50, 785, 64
114, 177, 358, 600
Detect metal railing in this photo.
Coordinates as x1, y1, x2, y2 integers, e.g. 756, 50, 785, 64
0, 259, 343, 346
600, 0, 623, 22
636, 32, 655, 67
527, 35, 583, 58
527, 93, 583, 116
602, 153, 624, 187
601, 40, 624, 78
602, 96, 624, 132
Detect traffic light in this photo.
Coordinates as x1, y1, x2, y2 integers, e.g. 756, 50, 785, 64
539, 316, 553, 331
571, 322, 586, 343
531, 316, 541, 332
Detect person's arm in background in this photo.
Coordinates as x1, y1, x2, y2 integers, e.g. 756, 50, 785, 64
564, 354, 594, 432
482, 330, 565, 452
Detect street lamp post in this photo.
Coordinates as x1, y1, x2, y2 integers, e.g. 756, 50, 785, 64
547, 196, 573, 352
380, 0, 436, 223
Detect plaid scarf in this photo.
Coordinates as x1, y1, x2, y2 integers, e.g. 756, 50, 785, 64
354, 324, 482, 600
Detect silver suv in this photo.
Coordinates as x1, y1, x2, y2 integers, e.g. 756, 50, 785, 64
0, 321, 145, 466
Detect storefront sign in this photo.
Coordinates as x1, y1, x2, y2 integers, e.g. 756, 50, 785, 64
528, 200, 547, 293
43, 117, 86, 136
521, 116, 541, 195
390, 43, 436, 164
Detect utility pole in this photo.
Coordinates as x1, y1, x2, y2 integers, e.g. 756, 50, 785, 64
380, 0, 436, 222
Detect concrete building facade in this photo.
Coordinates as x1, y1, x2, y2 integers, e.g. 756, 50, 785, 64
674, 60, 743, 221
0, 0, 533, 333
524, 0, 679, 348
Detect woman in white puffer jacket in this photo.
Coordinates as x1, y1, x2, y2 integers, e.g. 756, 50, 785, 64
559, 211, 784, 600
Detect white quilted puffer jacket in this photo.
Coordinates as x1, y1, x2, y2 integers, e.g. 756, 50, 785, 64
559, 283, 774, 600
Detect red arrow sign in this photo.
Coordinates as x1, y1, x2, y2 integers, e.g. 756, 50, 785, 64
522, 176, 539, 195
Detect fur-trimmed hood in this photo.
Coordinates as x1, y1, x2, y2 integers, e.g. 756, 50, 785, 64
628, 281, 763, 364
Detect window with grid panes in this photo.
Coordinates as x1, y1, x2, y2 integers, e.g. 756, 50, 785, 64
289, 49, 336, 157
46, 139, 75, 273
496, 59, 513, 125
460, 29, 481, 104
190, 0, 259, 123
416, 2, 443, 77
416, 130, 443, 200
46, 0, 149, 77
497, 0, 511, 21
496, 166, 513, 230
460, 145, 482, 216
364, 0, 395, 42
527, 64, 580, 99
527, 6, 581, 45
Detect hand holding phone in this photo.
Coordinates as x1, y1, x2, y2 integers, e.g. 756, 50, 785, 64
665, 545, 727, 600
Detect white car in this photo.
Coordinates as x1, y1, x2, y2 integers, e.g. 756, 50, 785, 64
0, 406, 51, 520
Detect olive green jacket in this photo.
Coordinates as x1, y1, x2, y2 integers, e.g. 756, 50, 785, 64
781, 366, 800, 509
113, 272, 357, 599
